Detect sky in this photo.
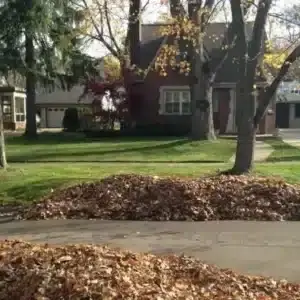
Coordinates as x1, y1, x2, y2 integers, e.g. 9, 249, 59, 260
84, 0, 299, 58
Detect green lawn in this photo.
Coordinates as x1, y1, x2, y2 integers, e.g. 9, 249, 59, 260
1, 133, 300, 205
265, 138, 300, 162
6, 133, 236, 163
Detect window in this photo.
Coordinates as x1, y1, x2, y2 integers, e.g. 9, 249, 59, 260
15, 97, 25, 122
1, 96, 12, 122
295, 104, 300, 118
161, 89, 191, 115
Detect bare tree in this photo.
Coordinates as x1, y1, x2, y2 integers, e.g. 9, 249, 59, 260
163, 0, 252, 140
79, 0, 150, 69
228, 0, 300, 174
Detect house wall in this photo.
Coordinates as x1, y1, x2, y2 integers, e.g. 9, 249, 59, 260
135, 69, 273, 134
257, 91, 276, 134
289, 103, 300, 128
135, 69, 191, 134
36, 85, 94, 106
130, 65, 277, 135
37, 104, 91, 128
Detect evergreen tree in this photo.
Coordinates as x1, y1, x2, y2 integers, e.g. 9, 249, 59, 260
0, 0, 87, 138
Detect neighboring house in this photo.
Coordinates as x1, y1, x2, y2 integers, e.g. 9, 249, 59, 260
276, 80, 300, 128
36, 59, 105, 128
36, 85, 94, 128
127, 23, 276, 135
0, 86, 26, 130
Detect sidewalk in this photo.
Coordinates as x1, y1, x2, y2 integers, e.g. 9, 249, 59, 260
229, 140, 274, 162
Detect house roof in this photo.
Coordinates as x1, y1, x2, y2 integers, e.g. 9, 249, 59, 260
141, 22, 253, 52
139, 36, 166, 70
139, 22, 267, 83
36, 84, 94, 105
0, 86, 25, 94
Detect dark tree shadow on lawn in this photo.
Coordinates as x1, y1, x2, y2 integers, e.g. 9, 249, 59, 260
8, 140, 202, 163
267, 156, 300, 162
6, 132, 184, 146
8, 159, 224, 163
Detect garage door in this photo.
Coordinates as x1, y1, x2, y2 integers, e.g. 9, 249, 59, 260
47, 108, 66, 128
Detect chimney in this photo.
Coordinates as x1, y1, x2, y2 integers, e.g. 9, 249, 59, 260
129, 0, 141, 67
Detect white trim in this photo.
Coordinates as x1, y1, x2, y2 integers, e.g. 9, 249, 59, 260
213, 83, 237, 88
213, 81, 267, 88
14, 94, 26, 122
159, 86, 191, 115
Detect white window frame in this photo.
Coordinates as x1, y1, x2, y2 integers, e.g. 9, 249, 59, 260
15, 96, 26, 122
159, 86, 191, 115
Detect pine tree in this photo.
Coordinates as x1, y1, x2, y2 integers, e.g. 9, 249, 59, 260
0, 0, 86, 138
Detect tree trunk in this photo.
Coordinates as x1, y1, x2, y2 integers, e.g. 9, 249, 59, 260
190, 44, 204, 140
128, 0, 141, 66
0, 102, 7, 169
232, 121, 256, 174
189, 5, 215, 141
24, 31, 37, 138
191, 75, 216, 140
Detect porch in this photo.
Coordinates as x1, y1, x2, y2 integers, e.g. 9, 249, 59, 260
0, 86, 26, 130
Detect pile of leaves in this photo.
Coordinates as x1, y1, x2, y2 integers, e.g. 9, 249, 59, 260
17, 174, 300, 221
1, 240, 300, 300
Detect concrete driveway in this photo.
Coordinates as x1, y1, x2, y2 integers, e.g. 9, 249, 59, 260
1, 220, 300, 282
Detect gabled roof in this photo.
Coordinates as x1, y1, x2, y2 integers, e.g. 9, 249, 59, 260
138, 22, 267, 83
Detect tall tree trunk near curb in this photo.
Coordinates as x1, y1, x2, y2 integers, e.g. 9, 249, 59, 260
189, 3, 215, 141
232, 91, 256, 174
0, 102, 7, 169
227, 0, 271, 174
24, 30, 37, 138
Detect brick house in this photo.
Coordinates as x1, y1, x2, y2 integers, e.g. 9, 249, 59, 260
127, 23, 276, 135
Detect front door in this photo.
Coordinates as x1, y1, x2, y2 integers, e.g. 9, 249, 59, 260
276, 103, 289, 128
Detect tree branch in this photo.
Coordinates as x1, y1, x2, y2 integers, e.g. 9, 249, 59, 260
201, 0, 215, 30
219, 0, 252, 52
81, 0, 119, 58
247, 0, 272, 75
254, 44, 300, 125
103, 0, 122, 55
210, 36, 237, 83
169, 0, 186, 18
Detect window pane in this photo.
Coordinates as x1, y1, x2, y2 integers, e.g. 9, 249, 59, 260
173, 102, 180, 113
173, 91, 180, 102
16, 114, 25, 122
165, 91, 172, 103
3, 104, 11, 113
15, 97, 25, 113
2, 96, 11, 104
1, 96, 11, 114
181, 91, 190, 102
295, 104, 300, 118
182, 102, 191, 113
3, 113, 11, 121
165, 103, 173, 113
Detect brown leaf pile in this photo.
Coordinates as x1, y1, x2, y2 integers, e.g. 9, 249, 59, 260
0, 240, 299, 300
18, 174, 300, 221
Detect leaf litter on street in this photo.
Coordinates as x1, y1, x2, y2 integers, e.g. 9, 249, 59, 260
1, 240, 300, 300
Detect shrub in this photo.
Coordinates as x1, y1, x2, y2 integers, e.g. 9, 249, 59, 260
62, 108, 80, 132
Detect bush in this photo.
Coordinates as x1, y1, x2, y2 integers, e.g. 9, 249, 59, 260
83, 124, 190, 138
62, 108, 80, 132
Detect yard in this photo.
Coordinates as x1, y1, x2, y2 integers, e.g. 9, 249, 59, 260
1, 132, 300, 204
